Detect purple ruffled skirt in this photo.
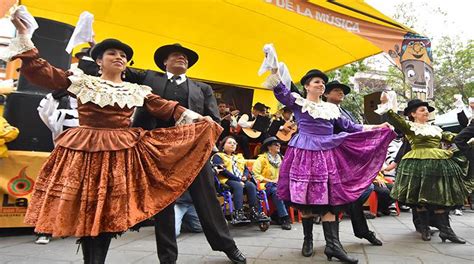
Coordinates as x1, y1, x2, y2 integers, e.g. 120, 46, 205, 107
277, 128, 395, 206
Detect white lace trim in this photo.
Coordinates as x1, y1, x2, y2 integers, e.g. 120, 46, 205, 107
67, 74, 152, 108
263, 74, 281, 89
408, 121, 442, 137
0, 34, 35, 62
293, 93, 341, 120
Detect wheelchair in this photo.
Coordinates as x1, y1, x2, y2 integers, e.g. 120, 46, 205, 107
211, 161, 271, 231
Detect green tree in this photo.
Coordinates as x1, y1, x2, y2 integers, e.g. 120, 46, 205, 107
432, 39, 473, 113
327, 61, 371, 123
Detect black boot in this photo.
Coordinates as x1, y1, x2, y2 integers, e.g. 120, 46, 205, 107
81, 234, 112, 264
418, 210, 431, 241
361, 231, 383, 246
280, 215, 292, 230
224, 246, 247, 264
323, 221, 358, 264
434, 212, 466, 244
301, 217, 314, 257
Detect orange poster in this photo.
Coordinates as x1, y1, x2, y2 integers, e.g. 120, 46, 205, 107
0, 150, 49, 228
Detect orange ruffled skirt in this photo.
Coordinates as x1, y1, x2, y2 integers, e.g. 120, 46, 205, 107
24, 121, 222, 237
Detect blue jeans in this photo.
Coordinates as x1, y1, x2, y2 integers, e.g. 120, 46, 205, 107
265, 182, 288, 218
226, 180, 257, 210
174, 203, 202, 236
357, 183, 375, 204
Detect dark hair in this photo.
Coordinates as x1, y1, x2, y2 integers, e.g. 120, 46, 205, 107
217, 100, 227, 106
253, 102, 266, 112
321, 94, 327, 102
301, 87, 308, 98
303, 77, 313, 87
219, 136, 237, 152
96, 52, 104, 60
282, 107, 292, 114
301, 77, 317, 98
408, 105, 425, 121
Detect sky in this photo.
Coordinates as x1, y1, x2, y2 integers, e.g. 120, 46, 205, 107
366, 0, 473, 46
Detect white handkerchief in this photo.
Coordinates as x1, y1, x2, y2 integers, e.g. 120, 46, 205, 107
65, 11, 94, 53
11, 5, 38, 37
258, 43, 279, 76
278, 62, 293, 91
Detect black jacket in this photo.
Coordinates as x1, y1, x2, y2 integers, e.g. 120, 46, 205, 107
78, 61, 220, 129
128, 69, 220, 129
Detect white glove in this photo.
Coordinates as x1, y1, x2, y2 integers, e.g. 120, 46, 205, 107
453, 94, 465, 113
258, 44, 279, 76
375, 91, 397, 115
10, 6, 38, 37
175, 109, 202, 126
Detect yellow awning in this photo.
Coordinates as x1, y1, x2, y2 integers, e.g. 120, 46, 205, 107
21, 0, 411, 90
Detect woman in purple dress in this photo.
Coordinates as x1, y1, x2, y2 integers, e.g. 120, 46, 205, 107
264, 69, 395, 263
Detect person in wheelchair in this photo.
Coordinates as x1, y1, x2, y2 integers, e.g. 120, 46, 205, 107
253, 137, 292, 230
212, 136, 270, 224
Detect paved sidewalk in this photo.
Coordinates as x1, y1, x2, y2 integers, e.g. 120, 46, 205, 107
0, 210, 473, 263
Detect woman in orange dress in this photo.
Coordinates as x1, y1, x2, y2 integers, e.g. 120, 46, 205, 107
5, 16, 221, 263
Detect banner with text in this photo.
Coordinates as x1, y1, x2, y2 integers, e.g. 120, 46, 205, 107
265, 0, 434, 98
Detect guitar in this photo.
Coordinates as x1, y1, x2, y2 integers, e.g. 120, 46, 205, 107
239, 114, 271, 138
276, 121, 297, 142
241, 127, 262, 138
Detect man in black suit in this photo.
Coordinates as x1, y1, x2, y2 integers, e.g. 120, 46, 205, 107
455, 115, 474, 177
127, 44, 246, 264
324, 80, 382, 246
455, 96, 473, 191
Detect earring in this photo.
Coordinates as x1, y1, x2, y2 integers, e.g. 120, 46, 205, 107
122, 71, 126, 79
98, 66, 102, 75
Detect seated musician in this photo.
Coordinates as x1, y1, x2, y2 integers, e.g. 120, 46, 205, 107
267, 107, 295, 137
218, 101, 239, 142
235, 102, 270, 158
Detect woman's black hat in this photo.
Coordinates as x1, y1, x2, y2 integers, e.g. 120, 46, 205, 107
403, 99, 435, 116
300, 69, 328, 86
90, 38, 133, 61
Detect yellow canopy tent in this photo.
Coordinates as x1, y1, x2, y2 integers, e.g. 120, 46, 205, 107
19, 0, 421, 109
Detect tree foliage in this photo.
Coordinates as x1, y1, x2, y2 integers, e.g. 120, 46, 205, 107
433, 39, 473, 112
327, 61, 372, 123
386, 2, 473, 113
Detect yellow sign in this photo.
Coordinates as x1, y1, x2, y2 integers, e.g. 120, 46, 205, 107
0, 150, 49, 228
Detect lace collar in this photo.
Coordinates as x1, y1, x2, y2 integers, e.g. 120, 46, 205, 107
408, 121, 442, 137
293, 93, 341, 120
67, 73, 152, 108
